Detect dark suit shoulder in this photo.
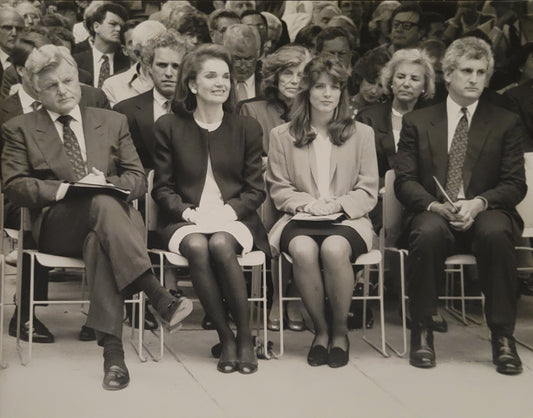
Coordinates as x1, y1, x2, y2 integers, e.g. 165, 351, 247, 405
114, 89, 153, 112
356, 102, 391, 122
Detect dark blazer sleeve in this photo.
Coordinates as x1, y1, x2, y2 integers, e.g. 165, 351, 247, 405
225, 116, 266, 218
476, 113, 526, 209
394, 112, 438, 212
152, 117, 195, 222
1, 118, 63, 208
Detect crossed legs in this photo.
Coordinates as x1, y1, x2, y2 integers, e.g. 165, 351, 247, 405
180, 232, 256, 373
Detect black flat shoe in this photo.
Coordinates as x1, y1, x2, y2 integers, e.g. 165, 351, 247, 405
327, 336, 350, 368
202, 314, 216, 330
79, 325, 96, 341
102, 365, 130, 391
409, 326, 435, 369
8, 311, 54, 343
211, 343, 222, 358
238, 361, 258, 375
217, 359, 238, 373
492, 336, 522, 375
307, 339, 328, 367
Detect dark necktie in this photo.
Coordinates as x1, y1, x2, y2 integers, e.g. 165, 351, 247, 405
164, 100, 171, 113
509, 24, 521, 50
445, 107, 469, 201
98, 54, 110, 88
57, 115, 87, 181
30, 101, 40, 111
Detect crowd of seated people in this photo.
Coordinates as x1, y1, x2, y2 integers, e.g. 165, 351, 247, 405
1, 0, 533, 390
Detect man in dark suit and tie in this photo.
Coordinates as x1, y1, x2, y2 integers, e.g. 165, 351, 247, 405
114, 31, 186, 170
394, 37, 526, 375
0, 31, 111, 344
0, 7, 23, 85
2, 44, 193, 390
73, 3, 130, 88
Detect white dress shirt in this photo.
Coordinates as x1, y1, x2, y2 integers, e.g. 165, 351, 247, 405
18, 87, 41, 114
92, 47, 115, 88
46, 105, 87, 163
311, 130, 332, 199
0, 48, 9, 71
153, 88, 171, 122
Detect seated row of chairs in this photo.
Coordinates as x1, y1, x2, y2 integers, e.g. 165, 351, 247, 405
2, 152, 533, 367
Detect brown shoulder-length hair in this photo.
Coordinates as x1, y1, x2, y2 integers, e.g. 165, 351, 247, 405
289, 53, 355, 147
172, 43, 235, 117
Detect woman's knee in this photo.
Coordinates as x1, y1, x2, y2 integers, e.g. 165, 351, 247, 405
180, 234, 209, 258
320, 236, 351, 265
288, 236, 319, 264
208, 232, 238, 260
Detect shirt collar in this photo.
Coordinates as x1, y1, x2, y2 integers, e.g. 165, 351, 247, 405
0, 49, 9, 68
92, 46, 113, 63
446, 95, 478, 120
18, 87, 38, 109
153, 88, 170, 106
47, 105, 82, 124
245, 73, 255, 86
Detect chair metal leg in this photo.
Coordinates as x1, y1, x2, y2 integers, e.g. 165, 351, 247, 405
0, 255, 7, 369
443, 265, 485, 326
361, 261, 389, 358
385, 250, 407, 357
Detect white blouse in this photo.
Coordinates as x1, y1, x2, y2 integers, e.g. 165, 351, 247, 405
311, 130, 332, 199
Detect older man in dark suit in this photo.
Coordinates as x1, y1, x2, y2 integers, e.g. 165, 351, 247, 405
2, 45, 192, 390
394, 37, 526, 375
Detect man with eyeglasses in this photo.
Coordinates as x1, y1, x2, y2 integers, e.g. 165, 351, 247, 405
224, 23, 262, 103
208, 9, 240, 45
0, 6, 24, 84
373, 3, 425, 59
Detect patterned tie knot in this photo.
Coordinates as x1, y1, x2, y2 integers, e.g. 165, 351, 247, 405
31, 101, 41, 111
460, 107, 467, 118
57, 114, 73, 127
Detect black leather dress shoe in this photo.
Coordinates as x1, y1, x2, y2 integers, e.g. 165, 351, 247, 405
8, 311, 54, 343
79, 325, 96, 341
102, 365, 130, 391
409, 327, 435, 368
492, 336, 522, 375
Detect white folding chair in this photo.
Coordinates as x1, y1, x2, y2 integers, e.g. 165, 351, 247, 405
277, 240, 388, 357
514, 152, 533, 350
382, 170, 484, 357
15, 207, 146, 365
0, 194, 8, 369
145, 171, 270, 361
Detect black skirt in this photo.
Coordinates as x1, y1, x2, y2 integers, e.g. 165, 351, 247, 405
279, 220, 367, 262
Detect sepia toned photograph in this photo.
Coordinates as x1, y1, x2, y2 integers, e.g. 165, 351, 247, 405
1, 1, 533, 417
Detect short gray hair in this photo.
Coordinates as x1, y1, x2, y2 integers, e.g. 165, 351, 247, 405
223, 23, 260, 57
131, 20, 167, 58
442, 36, 494, 82
381, 48, 435, 100
25, 44, 77, 92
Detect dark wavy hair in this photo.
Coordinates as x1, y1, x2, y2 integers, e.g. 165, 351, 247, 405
172, 43, 235, 117
289, 53, 355, 147
261, 44, 310, 121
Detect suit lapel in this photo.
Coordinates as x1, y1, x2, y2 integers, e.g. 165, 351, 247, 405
462, 101, 491, 192
428, 102, 449, 185
33, 110, 76, 181
82, 107, 108, 173
135, 91, 155, 143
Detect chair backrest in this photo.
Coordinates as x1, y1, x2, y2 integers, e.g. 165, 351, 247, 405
146, 169, 158, 234
516, 152, 533, 236
382, 169, 403, 248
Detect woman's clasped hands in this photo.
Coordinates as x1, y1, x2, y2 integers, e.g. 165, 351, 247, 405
303, 198, 342, 216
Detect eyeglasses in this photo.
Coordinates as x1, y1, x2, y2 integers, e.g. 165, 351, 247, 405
0, 25, 24, 32
392, 20, 419, 30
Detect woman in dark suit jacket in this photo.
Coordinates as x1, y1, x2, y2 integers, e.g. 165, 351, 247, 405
267, 54, 379, 368
152, 44, 269, 375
